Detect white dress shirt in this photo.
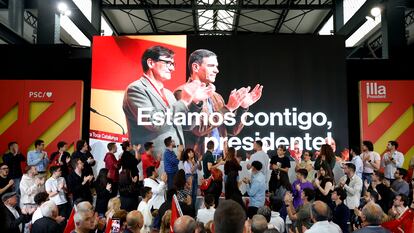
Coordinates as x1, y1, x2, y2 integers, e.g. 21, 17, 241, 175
361, 151, 380, 174
340, 174, 363, 209
305, 220, 342, 233
197, 207, 215, 224
351, 155, 363, 178
45, 176, 68, 205
137, 200, 152, 233
382, 151, 404, 179
31, 207, 43, 223
143, 177, 166, 209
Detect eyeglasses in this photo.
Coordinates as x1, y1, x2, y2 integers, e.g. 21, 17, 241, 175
156, 58, 175, 68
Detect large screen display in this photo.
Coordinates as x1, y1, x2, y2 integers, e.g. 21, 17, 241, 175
90, 35, 348, 160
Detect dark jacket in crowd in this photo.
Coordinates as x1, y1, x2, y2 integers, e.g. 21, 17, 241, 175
71, 151, 95, 176
67, 171, 93, 203
3, 204, 31, 233
2, 152, 25, 179
31, 216, 62, 233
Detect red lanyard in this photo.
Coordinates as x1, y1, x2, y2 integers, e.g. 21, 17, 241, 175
144, 77, 170, 107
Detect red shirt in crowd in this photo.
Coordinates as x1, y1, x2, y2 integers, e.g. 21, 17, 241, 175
104, 152, 120, 182
141, 152, 160, 178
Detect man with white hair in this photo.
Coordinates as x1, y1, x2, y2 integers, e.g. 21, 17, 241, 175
31, 200, 65, 233
73, 210, 97, 233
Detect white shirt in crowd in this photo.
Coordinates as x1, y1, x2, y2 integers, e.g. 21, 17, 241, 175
351, 155, 363, 178
143, 177, 166, 210
31, 207, 43, 224
137, 200, 152, 233
304, 220, 342, 233
361, 151, 380, 174
382, 151, 404, 179
247, 150, 269, 181
269, 211, 285, 233
340, 174, 363, 209
196, 207, 215, 224
45, 176, 68, 205
19, 174, 44, 208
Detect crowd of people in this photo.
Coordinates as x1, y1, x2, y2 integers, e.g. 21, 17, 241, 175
1, 138, 414, 233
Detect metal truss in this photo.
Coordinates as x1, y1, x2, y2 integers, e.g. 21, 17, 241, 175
24, 11, 37, 43
102, 0, 333, 10
348, 10, 414, 59
406, 10, 414, 27
24, 11, 37, 29
114, 0, 332, 35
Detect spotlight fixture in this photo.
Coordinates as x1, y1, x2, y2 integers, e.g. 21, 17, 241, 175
370, 7, 381, 18
57, 2, 68, 13
366, 6, 381, 21
57, 2, 71, 16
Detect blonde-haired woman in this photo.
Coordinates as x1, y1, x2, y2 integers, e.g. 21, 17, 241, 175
160, 210, 171, 233
105, 197, 121, 220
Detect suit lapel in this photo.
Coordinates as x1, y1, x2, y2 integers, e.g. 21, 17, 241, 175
140, 76, 168, 109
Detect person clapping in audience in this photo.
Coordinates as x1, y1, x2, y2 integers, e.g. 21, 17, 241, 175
388, 194, 409, 220
314, 162, 334, 204
182, 148, 202, 207
31, 200, 66, 233
45, 165, 70, 219
292, 169, 314, 209
353, 203, 390, 233
243, 161, 266, 219
387, 168, 409, 196
284, 188, 315, 233
20, 165, 45, 209
72, 140, 96, 177
94, 168, 113, 216
67, 158, 93, 204
2, 192, 34, 233
119, 169, 140, 212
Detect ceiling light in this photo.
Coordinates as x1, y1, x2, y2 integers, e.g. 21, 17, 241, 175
57, 2, 68, 13
370, 6, 381, 18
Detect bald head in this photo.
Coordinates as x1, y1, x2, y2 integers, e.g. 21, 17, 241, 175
251, 215, 268, 233
173, 215, 196, 233
311, 201, 330, 222
127, 210, 143, 230
362, 202, 384, 225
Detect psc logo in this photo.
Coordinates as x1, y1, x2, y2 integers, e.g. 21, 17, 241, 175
29, 91, 53, 98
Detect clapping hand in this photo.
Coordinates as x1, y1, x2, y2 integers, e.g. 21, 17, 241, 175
133, 144, 141, 152
226, 87, 249, 112
240, 84, 263, 109
56, 216, 66, 224
161, 173, 168, 183
180, 80, 215, 105
58, 182, 65, 190
364, 179, 370, 190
